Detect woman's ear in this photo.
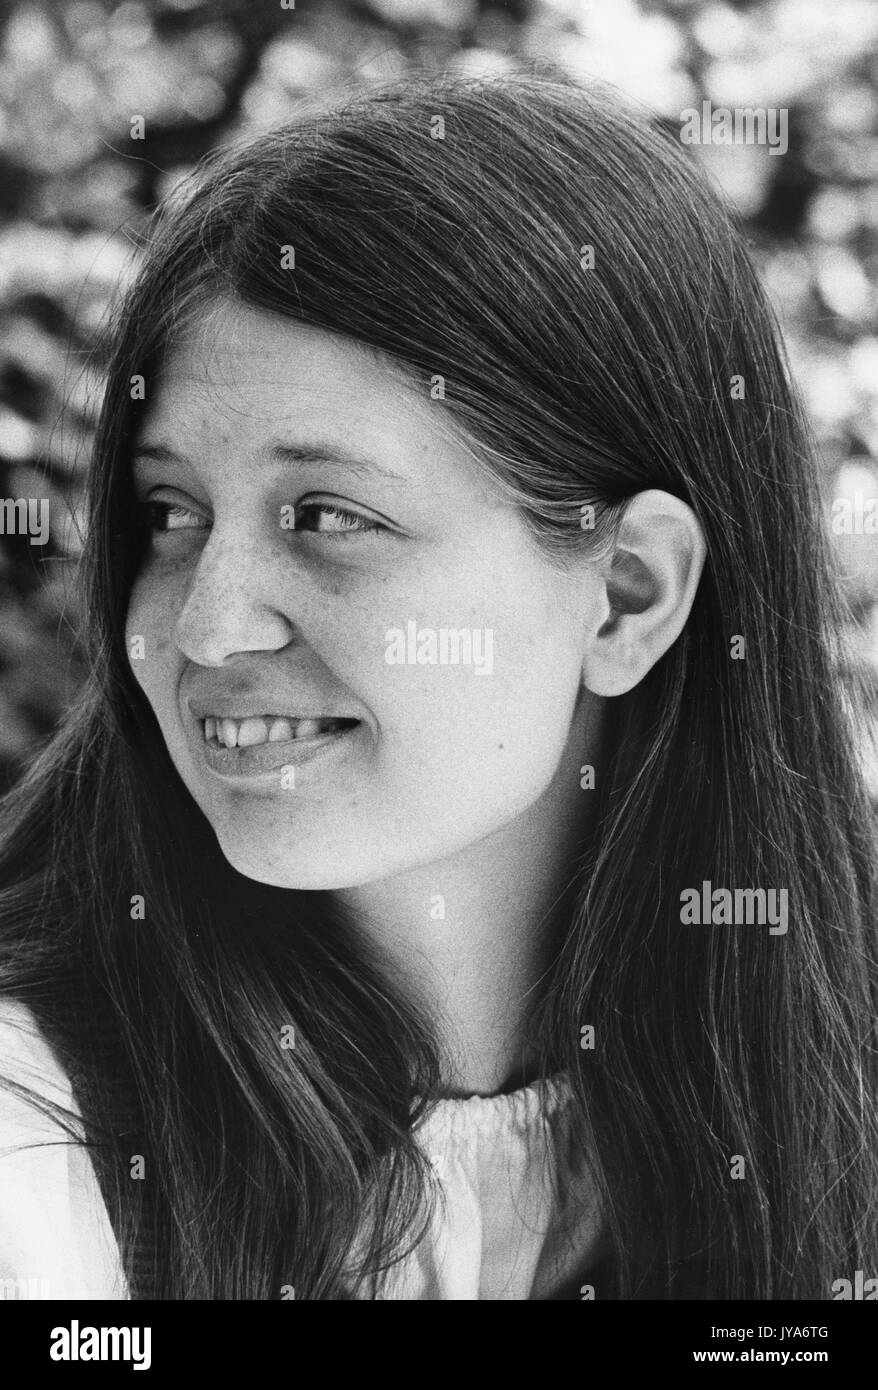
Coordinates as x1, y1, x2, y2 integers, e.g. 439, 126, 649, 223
581, 490, 707, 697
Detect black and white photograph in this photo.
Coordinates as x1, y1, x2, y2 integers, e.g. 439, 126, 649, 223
0, 0, 876, 1352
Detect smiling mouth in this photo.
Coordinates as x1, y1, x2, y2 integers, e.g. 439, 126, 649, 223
202, 715, 359, 749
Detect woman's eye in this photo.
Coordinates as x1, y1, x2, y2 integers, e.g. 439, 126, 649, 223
137, 498, 385, 538
140, 500, 208, 533
294, 502, 383, 536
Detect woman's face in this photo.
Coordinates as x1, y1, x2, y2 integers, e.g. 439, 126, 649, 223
125, 298, 604, 889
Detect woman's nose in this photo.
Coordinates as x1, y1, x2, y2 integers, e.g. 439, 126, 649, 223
173, 528, 298, 666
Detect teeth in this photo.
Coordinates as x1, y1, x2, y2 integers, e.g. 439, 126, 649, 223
204, 716, 351, 749
236, 716, 268, 748
294, 718, 322, 740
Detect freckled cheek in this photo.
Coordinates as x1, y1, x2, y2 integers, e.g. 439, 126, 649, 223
124, 578, 184, 706
374, 668, 510, 758
376, 616, 576, 775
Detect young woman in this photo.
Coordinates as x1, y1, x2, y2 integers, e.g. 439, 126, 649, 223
1, 70, 876, 1301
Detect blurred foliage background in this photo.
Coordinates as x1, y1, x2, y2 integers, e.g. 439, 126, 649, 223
0, 0, 876, 795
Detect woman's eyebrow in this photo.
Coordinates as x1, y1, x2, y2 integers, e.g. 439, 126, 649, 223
267, 440, 408, 482
131, 439, 409, 483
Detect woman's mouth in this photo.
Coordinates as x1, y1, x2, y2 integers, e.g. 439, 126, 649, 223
196, 713, 361, 778
203, 715, 357, 749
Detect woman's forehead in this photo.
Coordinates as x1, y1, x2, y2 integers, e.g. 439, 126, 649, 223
132, 297, 505, 508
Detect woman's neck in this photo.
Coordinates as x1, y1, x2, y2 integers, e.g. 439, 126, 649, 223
334, 706, 602, 1098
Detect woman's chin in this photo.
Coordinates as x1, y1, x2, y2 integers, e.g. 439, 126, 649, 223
219, 844, 336, 890
211, 832, 371, 892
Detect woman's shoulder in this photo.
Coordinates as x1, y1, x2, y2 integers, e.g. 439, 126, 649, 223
0, 996, 127, 1300
0, 996, 80, 1127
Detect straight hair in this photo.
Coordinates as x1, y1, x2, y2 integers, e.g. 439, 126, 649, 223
1, 69, 876, 1298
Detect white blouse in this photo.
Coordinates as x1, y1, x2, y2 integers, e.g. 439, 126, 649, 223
0, 999, 602, 1300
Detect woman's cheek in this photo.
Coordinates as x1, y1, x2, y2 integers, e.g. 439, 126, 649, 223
124, 580, 179, 706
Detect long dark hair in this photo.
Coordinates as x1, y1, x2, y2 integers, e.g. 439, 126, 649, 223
1, 70, 876, 1299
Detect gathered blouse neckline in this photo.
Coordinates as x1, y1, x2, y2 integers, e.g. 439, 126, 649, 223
415, 1072, 572, 1146
0, 1001, 598, 1300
